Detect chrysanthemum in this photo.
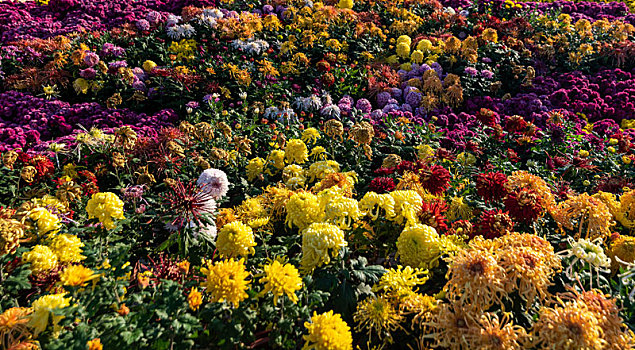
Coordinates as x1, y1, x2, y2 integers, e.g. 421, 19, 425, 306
86, 192, 126, 230
497, 245, 559, 305
197, 168, 230, 200
300, 222, 347, 273
390, 190, 423, 225
504, 188, 544, 223
472, 312, 528, 350
163, 180, 217, 230
552, 193, 613, 240
359, 192, 396, 220
427, 303, 478, 350
446, 196, 473, 221
301, 128, 322, 145
444, 248, 507, 311
398, 293, 438, 329
200, 258, 250, 308
609, 234, 635, 273
0, 210, 25, 255
572, 289, 635, 350
419, 165, 451, 196
532, 300, 607, 350
286, 192, 323, 230
188, 287, 202, 311
22, 245, 58, 275
507, 171, 556, 213
286, 139, 309, 164
354, 296, 403, 339
48, 233, 85, 264
216, 221, 256, 258
474, 209, 514, 239
28, 207, 61, 235
29, 293, 70, 335
373, 265, 429, 297
476, 172, 508, 202
246, 157, 266, 182
258, 260, 303, 305
396, 224, 442, 269
319, 187, 361, 229
303, 311, 353, 350
59, 265, 99, 287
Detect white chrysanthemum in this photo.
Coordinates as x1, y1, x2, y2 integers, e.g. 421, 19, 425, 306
571, 238, 611, 268
180, 24, 196, 37
166, 26, 181, 39
197, 168, 230, 200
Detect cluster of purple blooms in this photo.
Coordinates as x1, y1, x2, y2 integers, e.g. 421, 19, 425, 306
0, 91, 177, 152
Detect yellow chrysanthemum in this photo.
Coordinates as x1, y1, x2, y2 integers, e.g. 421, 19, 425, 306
307, 160, 340, 182
373, 265, 430, 297
259, 260, 303, 305
354, 296, 403, 339
286, 192, 323, 230
200, 258, 250, 308
246, 157, 266, 182
22, 245, 58, 274
301, 222, 347, 273
48, 233, 85, 264
286, 139, 309, 164
359, 192, 396, 220
29, 293, 70, 335
59, 264, 99, 287
396, 224, 442, 269
267, 150, 286, 171
303, 311, 353, 350
86, 192, 125, 230
28, 207, 61, 235
216, 221, 256, 258
301, 128, 322, 145
188, 287, 203, 311
390, 190, 423, 225
319, 187, 361, 229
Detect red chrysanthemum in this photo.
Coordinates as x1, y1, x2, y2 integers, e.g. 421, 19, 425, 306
476, 108, 499, 127
368, 177, 396, 193
474, 209, 514, 239
448, 220, 473, 237
420, 165, 451, 195
504, 188, 543, 223
418, 199, 448, 232
505, 115, 528, 133
31, 155, 55, 179
476, 172, 508, 202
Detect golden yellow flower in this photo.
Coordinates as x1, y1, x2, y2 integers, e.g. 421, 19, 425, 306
354, 296, 403, 339
22, 245, 58, 275
303, 311, 353, 350
188, 287, 203, 311
258, 260, 303, 305
200, 258, 250, 308
59, 264, 99, 287
216, 221, 256, 258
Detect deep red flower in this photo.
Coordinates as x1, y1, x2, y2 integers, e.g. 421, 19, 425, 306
476, 108, 499, 127
418, 199, 448, 233
505, 115, 528, 133
31, 155, 54, 179
368, 177, 396, 193
507, 148, 520, 162
476, 172, 508, 202
474, 209, 514, 239
420, 165, 451, 195
504, 188, 543, 223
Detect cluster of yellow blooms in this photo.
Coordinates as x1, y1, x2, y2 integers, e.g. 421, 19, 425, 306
86, 192, 126, 230
199, 257, 304, 309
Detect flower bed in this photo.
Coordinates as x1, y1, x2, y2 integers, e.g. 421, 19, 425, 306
1, 0, 635, 349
